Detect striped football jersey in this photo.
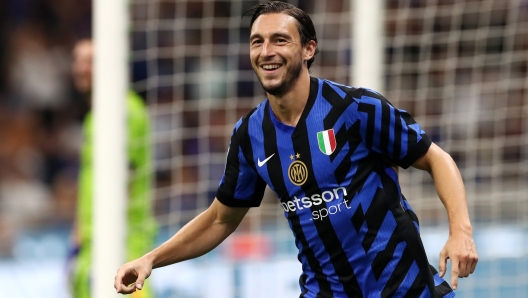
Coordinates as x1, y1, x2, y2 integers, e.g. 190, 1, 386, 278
217, 77, 454, 298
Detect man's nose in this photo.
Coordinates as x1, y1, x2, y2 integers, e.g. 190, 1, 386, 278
261, 41, 275, 57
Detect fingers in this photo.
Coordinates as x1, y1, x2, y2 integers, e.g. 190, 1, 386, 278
469, 252, 478, 274
438, 248, 447, 278
468, 241, 479, 275
450, 250, 477, 290
117, 282, 137, 294
450, 257, 459, 290
114, 275, 138, 294
114, 267, 139, 294
134, 271, 148, 291
456, 244, 479, 278
114, 268, 124, 292
439, 233, 479, 292
457, 253, 470, 278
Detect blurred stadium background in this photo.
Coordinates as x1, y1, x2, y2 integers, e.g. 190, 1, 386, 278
0, 0, 527, 297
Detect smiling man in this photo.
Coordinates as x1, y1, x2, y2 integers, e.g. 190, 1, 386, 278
115, 2, 478, 297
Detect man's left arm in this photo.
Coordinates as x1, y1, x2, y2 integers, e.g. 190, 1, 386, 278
412, 142, 478, 290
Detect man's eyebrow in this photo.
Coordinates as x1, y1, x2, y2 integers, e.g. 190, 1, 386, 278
249, 32, 293, 41
271, 32, 293, 40
249, 33, 262, 41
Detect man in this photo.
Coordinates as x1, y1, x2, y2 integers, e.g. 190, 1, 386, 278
70, 39, 157, 298
114, 2, 477, 297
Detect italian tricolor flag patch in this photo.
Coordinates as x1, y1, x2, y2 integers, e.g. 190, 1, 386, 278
317, 128, 336, 155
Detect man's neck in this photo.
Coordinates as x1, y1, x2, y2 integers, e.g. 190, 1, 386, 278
267, 71, 311, 127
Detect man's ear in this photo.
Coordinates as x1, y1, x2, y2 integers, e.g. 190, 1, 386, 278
303, 40, 317, 62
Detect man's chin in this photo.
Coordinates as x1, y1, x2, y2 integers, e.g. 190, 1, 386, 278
262, 83, 286, 96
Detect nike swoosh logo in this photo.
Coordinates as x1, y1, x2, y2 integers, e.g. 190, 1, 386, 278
257, 153, 275, 167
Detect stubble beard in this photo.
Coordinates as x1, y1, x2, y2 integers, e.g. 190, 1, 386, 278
257, 59, 303, 97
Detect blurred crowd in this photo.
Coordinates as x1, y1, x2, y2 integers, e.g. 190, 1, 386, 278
0, 0, 92, 257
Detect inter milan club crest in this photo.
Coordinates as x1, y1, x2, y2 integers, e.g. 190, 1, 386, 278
288, 153, 308, 186
317, 128, 336, 155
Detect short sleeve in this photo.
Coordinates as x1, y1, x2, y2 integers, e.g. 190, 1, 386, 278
356, 89, 431, 169
216, 117, 267, 207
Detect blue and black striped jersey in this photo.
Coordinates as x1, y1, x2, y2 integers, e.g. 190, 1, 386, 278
216, 77, 454, 298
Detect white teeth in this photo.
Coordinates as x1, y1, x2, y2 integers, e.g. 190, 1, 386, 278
262, 64, 280, 70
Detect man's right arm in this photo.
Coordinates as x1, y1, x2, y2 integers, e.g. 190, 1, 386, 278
114, 198, 249, 294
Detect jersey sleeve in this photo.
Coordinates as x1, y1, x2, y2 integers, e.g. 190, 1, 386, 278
216, 117, 267, 207
356, 89, 432, 169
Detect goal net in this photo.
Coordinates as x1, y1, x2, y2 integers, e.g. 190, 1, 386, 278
128, 0, 528, 297
384, 1, 528, 297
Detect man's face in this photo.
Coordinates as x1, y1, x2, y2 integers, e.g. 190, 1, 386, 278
71, 40, 93, 94
249, 13, 305, 96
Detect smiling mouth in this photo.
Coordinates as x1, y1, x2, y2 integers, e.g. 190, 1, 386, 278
261, 64, 282, 71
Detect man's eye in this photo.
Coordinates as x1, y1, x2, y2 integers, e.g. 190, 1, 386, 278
252, 40, 263, 45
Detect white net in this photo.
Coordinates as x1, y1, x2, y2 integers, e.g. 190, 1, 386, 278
387, 0, 528, 225
129, 0, 528, 297
386, 1, 528, 297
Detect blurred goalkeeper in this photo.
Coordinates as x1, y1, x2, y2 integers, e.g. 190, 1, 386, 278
115, 2, 478, 297
69, 39, 157, 298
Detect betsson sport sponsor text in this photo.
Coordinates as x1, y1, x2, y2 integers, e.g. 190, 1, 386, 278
280, 187, 351, 221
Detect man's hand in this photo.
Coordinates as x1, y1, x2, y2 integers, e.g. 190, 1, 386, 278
114, 257, 153, 294
438, 228, 478, 290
